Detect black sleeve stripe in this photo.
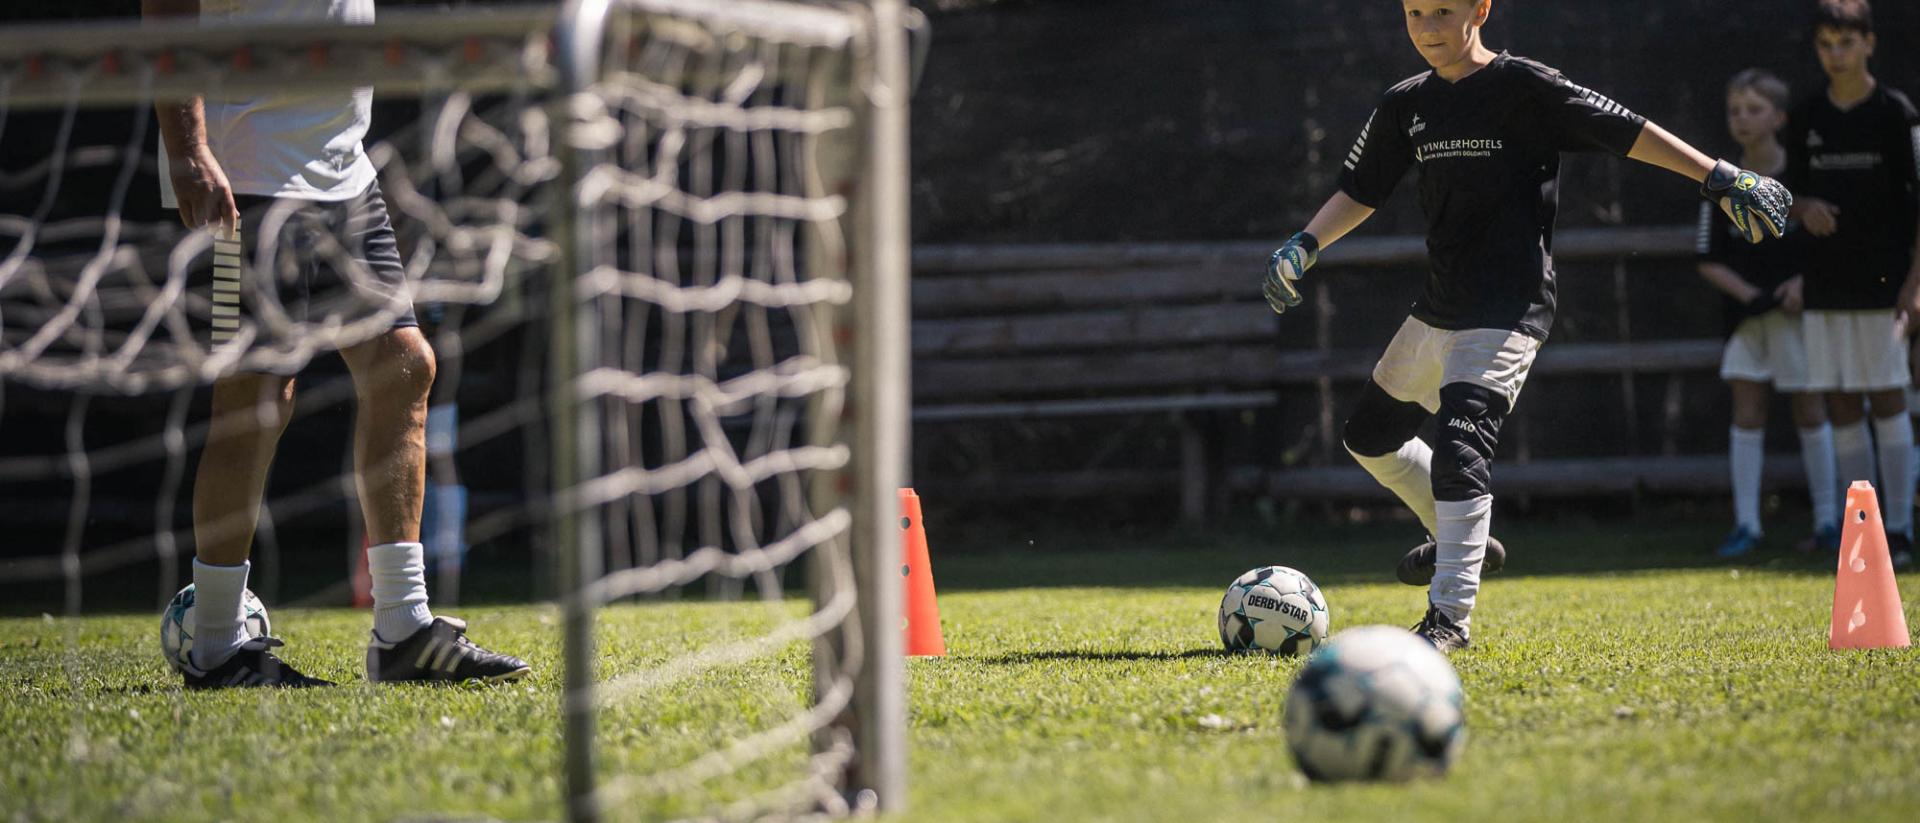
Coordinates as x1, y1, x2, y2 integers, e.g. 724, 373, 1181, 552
1344, 109, 1377, 171
1695, 201, 1714, 255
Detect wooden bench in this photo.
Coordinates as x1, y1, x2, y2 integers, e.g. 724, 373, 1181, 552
910, 225, 1750, 519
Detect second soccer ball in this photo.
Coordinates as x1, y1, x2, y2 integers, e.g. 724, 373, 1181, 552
1217, 565, 1330, 655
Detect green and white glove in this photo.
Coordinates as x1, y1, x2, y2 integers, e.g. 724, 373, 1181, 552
1703, 159, 1792, 244
1263, 231, 1320, 315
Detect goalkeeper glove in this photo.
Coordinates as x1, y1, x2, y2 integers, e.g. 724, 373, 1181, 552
1703, 159, 1791, 244
1263, 231, 1320, 315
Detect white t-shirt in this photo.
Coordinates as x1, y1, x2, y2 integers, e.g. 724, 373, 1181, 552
160, 0, 377, 206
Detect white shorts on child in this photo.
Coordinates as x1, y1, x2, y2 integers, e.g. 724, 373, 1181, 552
1720, 310, 1810, 391
1372, 316, 1542, 413
1802, 309, 1910, 393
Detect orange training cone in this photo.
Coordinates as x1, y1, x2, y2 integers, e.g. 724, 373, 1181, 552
900, 488, 947, 656
1829, 481, 1910, 650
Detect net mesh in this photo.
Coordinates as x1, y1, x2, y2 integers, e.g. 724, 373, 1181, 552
0, 1, 886, 819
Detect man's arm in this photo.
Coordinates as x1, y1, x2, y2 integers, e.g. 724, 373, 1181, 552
143, 0, 238, 232
1625, 121, 1716, 182
1301, 191, 1375, 249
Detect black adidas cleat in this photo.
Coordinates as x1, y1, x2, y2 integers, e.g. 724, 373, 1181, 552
1396, 535, 1506, 586
184, 637, 335, 690
1412, 605, 1471, 654
367, 617, 531, 684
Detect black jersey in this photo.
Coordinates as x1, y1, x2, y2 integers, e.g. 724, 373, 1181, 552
1338, 53, 1646, 340
1784, 84, 1920, 310
1696, 198, 1803, 336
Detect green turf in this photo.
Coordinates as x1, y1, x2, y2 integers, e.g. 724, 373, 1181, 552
4, 515, 1919, 822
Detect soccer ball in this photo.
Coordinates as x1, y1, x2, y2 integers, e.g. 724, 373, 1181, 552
1217, 565, 1329, 655
159, 583, 271, 674
1283, 625, 1466, 782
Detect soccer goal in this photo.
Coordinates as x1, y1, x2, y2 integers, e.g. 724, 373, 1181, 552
0, 1, 912, 820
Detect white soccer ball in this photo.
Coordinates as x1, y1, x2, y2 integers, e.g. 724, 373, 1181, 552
159, 583, 271, 674
1283, 625, 1466, 782
1217, 565, 1329, 656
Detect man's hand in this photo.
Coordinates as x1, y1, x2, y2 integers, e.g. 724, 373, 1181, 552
169, 143, 239, 232
1702, 159, 1791, 243
1775, 275, 1804, 313
1795, 198, 1840, 237
1263, 231, 1320, 315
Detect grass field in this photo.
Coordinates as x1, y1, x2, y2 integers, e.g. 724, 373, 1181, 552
4, 512, 1920, 822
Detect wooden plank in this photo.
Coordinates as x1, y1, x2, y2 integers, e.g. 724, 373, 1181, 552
913, 263, 1262, 317
917, 454, 1807, 502
914, 303, 1276, 355
913, 338, 1724, 400
1256, 454, 1808, 499
912, 225, 1696, 274
915, 391, 1277, 421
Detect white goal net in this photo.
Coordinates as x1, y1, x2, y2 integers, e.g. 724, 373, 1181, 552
0, 1, 912, 820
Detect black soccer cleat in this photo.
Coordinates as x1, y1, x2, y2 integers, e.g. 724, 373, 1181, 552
367, 616, 531, 684
1396, 535, 1506, 586
184, 637, 335, 690
1412, 605, 1471, 655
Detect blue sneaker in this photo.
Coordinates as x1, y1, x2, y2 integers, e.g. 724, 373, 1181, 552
1716, 526, 1762, 559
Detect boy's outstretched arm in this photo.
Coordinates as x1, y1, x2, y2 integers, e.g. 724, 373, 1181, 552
1627, 121, 1792, 244
1262, 191, 1374, 314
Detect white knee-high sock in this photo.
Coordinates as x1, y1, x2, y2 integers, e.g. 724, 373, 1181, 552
1347, 438, 1438, 535
1730, 426, 1765, 533
369, 541, 434, 643
1832, 419, 1875, 502
191, 558, 250, 671
1799, 424, 1839, 529
1872, 414, 1914, 536
1429, 495, 1492, 632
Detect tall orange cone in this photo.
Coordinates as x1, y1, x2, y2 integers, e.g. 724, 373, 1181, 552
1829, 481, 1910, 650
900, 488, 947, 656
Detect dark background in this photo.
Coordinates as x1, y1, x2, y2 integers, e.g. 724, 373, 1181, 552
2, 1, 1913, 608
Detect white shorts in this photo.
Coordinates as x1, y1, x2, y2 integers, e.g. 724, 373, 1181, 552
1802, 310, 1910, 393
1371, 316, 1542, 413
1720, 310, 1810, 390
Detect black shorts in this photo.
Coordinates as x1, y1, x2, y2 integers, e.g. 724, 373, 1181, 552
203, 180, 417, 370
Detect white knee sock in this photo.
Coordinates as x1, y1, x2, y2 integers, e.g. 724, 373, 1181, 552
1429, 495, 1492, 632
1730, 426, 1765, 533
190, 558, 251, 671
1832, 420, 1875, 502
1799, 424, 1839, 529
369, 541, 434, 643
1347, 438, 1438, 536
1872, 414, 1914, 536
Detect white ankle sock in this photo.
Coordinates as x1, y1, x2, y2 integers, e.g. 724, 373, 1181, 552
1730, 426, 1765, 533
190, 558, 250, 671
1347, 438, 1438, 535
1872, 414, 1914, 536
1799, 423, 1838, 529
1832, 420, 1875, 503
368, 541, 433, 643
1429, 495, 1492, 631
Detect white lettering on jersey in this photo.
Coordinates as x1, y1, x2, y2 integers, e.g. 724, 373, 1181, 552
1345, 110, 1377, 171
1807, 130, 1825, 147
1409, 113, 1427, 136
1810, 152, 1883, 171
1414, 138, 1504, 162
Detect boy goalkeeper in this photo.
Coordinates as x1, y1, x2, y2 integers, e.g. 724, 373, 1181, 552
1262, 0, 1791, 652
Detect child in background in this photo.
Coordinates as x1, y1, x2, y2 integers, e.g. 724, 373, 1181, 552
1697, 69, 1835, 558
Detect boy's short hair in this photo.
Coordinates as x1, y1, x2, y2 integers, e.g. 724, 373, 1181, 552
1814, 0, 1873, 35
1727, 68, 1791, 112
